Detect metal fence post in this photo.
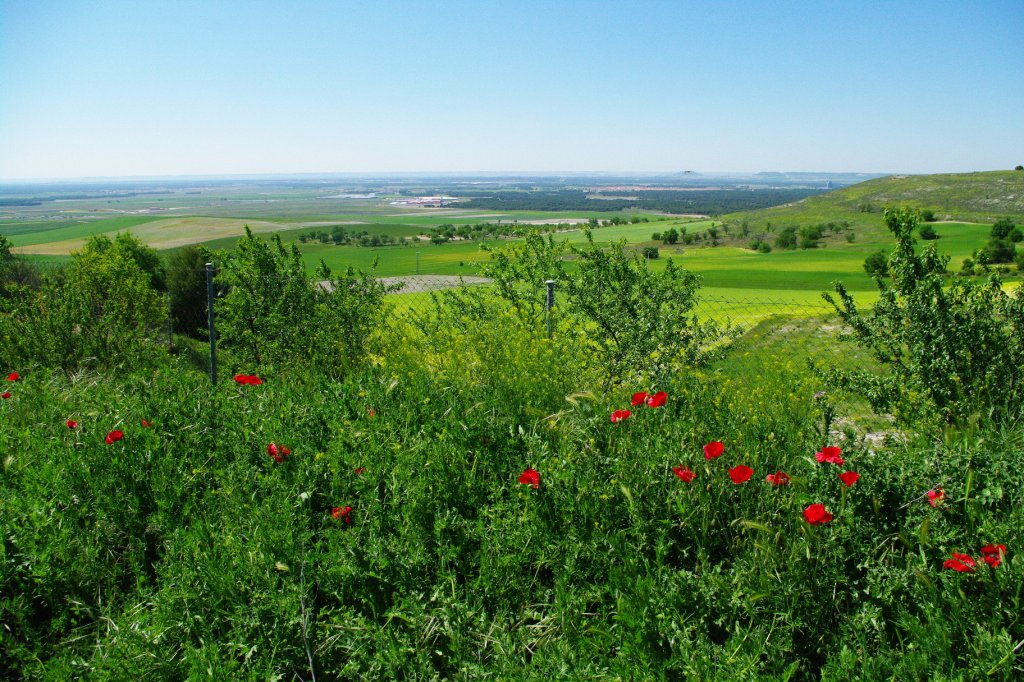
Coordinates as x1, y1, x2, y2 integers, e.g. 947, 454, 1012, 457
206, 262, 218, 384
545, 279, 555, 339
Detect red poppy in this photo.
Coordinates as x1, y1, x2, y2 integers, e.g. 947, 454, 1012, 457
7, 372, 18, 381
610, 409, 631, 423
729, 465, 754, 484
331, 506, 353, 523
803, 503, 833, 525
815, 446, 844, 466
66, 419, 78, 429
943, 552, 976, 573
368, 408, 375, 418
141, 419, 152, 428
105, 430, 124, 445
839, 471, 860, 487
631, 392, 649, 407
1, 391, 10, 399
703, 441, 724, 460
518, 468, 540, 488
233, 374, 263, 385
646, 391, 667, 408
354, 466, 366, 476
766, 470, 790, 486
980, 544, 1006, 568
267, 442, 284, 463
927, 488, 945, 508
673, 466, 696, 483
281, 445, 292, 456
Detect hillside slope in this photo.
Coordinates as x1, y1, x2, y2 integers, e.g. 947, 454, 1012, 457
726, 170, 1024, 239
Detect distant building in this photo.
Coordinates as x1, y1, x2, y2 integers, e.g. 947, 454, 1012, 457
825, 180, 833, 189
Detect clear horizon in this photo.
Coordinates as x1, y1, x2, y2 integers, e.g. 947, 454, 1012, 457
2, 1, 1022, 180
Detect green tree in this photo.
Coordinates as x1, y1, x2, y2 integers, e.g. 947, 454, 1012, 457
824, 207, 1024, 425
216, 227, 391, 375
991, 217, 1015, 239
166, 244, 212, 338
0, 235, 165, 371
863, 250, 889, 278
775, 227, 798, 249
918, 223, 938, 240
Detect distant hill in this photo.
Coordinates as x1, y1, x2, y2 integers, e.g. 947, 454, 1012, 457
725, 170, 1024, 239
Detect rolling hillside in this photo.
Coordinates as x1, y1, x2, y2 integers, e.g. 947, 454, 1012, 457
726, 170, 1024, 240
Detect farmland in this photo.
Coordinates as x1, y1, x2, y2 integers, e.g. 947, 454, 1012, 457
2, 174, 1024, 678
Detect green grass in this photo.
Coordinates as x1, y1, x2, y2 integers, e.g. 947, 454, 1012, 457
2, 346, 1021, 678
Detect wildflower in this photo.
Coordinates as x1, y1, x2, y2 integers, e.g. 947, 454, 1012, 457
141, 419, 152, 428
7, 372, 18, 381
233, 374, 263, 385
354, 466, 366, 476
646, 391, 667, 408
943, 552, 976, 573
66, 419, 78, 429
518, 468, 540, 488
839, 471, 860, 487
728, 465, 754, 484
331, 506, 353, 524
815, 446, 844, 466
105, 430, 124, 445
803, 503, 833, 525
631, 392, 649, 407
673, 466, 696, 483
980, 544, 1006, 568
927, 488, 945, 508
610, 409, 631, 423
368, 408, 375, 418
1, 391, 9, 399
703, 441, 724, 460
268, 442, 285, 463
766, 470, 790, 486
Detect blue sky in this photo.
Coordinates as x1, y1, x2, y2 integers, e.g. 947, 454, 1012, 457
1, 0, 1022, 179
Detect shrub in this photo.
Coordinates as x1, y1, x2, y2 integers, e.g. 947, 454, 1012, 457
166, 244, 213, 338
824, 207, 1024, 426
981, 238, 1016, 264
0, 235, 165, 371
921, 209, 936, 222
991, 217, 1015, 239
641, 246, 660, 259
775, 227, 798, 249
473, 230, 721, 386
919, 223, 938, 240
863, 250, 889, 278
215, 227, 391, 376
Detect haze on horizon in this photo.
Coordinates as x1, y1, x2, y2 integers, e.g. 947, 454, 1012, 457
1, 0, 1022, 181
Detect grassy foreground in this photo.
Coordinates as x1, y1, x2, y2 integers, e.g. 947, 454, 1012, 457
1, 353, 1021, 679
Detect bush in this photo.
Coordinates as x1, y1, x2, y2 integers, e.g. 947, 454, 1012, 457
0, 235, 166, 371
824, 207, 1024, 426
166, 244, 213, 338
863, 250, 889, 278
921, 209, 936, 222
981, 238, 1016, 264
991, 217, 1016, 239
641, 246, 659, 259
0, 235, 42, 297
475, 230, 722, 386
918, 223, 938, 240
775, 227, 798, 249
215, 227, 391, 376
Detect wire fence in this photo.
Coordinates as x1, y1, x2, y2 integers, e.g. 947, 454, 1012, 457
166, 267, 880, 418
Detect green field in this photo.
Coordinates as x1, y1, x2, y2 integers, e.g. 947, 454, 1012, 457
3, 172, 1021, 306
